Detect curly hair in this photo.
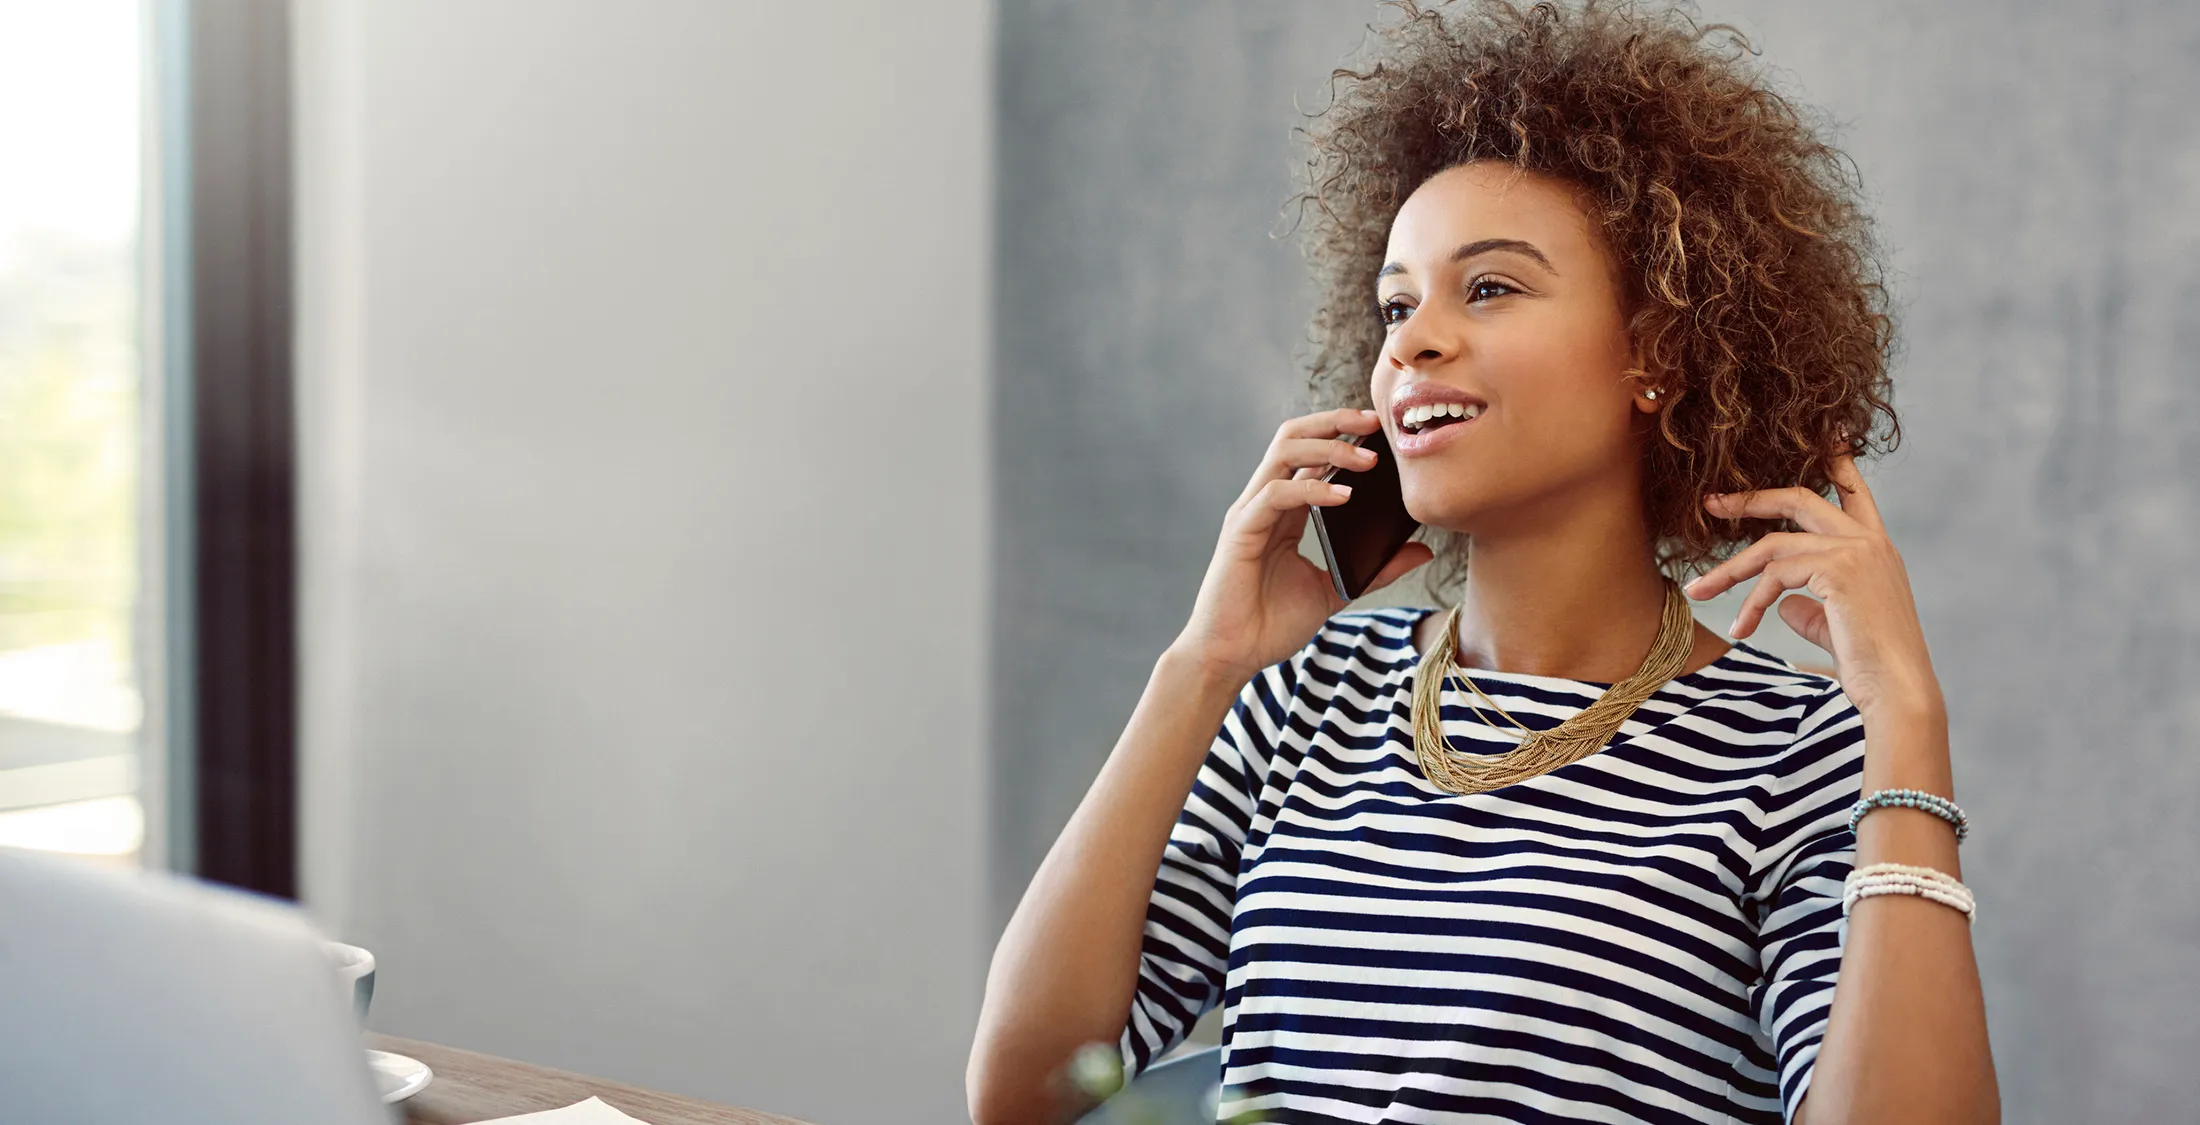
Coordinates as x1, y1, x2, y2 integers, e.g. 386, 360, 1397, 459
1293, 0, 1900, 597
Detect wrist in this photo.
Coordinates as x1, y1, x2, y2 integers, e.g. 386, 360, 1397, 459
1156, 643, 1254, 699
1858, 694, 1955, 794
1858, 689, 1947, 733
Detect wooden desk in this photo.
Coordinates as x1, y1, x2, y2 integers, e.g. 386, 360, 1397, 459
369, 1035, 816, 1125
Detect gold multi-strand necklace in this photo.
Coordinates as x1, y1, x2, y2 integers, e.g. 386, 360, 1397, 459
1411, 577, 1696, 796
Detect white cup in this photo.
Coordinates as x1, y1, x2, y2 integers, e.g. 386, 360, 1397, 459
325, 940, 377, 1024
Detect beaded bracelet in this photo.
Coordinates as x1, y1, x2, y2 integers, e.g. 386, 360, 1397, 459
1845, 872, 1974, 913
1848, 787, 1969, 843
1843, 862, 1977, 925
1846, 882, 1974, 924
1849, 879, 1977, 924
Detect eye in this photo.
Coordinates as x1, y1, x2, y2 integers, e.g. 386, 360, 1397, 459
1467, 276, 1518, 303
1376, 297, 1415, 328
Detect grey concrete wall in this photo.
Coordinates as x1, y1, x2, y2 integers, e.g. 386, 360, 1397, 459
992, 0, 1381, 928
294, 3, 990, 1123
994, 1, 2200, 1119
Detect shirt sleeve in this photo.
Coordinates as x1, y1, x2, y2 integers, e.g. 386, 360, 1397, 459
1746, 682, 1867, 1124
1115, 647, 1304, 1079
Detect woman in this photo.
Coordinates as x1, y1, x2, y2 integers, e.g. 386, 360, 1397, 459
969, 2, 1998, 1122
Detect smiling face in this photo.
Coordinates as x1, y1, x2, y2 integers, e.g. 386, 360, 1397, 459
1372, 162, 1657, 536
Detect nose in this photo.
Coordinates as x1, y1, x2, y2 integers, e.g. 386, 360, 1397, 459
1385, 302, 1456, 372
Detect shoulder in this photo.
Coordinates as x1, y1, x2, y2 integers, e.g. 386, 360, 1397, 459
1696, 638, 1839, 695
1700, 644, 1865, 793
1308, 605, 1434, 672
1686, 639, 1852, 723
1241, 606, 1434, 707
1656, 640, 1863, 767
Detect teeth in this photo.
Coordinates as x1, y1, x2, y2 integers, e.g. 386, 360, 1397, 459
1399, 400, 1483, 432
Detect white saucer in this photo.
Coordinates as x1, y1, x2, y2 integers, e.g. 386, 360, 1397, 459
366, 1049, 434, 1104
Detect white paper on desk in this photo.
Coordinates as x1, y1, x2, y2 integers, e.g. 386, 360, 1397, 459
468, 1096, 653, 1125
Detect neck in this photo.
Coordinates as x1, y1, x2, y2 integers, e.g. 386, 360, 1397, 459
1449, 487, 1677, 684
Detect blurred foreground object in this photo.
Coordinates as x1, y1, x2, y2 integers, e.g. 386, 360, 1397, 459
0, 845, 389, 1124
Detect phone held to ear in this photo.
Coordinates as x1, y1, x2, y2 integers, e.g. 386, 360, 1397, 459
1308, 426, 1423, 602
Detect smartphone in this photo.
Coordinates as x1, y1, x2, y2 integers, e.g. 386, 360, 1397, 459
1308, 426, 1423, 602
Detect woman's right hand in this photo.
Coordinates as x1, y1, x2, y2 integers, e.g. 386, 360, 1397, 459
1170, 407, 1435, 687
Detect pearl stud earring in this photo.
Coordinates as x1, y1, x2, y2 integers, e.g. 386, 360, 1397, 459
1645, 387, 1661, 401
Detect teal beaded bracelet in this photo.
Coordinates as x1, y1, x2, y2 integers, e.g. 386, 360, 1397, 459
1848, 787, 1969, 843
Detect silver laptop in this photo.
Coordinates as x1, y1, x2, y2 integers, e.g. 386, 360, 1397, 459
0, 846, 393, 1125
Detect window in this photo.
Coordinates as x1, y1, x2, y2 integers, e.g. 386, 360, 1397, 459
0, 0, 158, 864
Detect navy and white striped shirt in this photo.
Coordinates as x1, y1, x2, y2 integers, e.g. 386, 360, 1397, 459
1120, 606, 1865, 1124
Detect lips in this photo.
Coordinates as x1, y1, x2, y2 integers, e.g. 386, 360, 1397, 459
1389, 382, 1488, 457
1390, 411, 1480, 457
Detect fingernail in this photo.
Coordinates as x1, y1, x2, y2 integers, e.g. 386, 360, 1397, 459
1330, 484, 1353, 498
1360, 409, 1378, 417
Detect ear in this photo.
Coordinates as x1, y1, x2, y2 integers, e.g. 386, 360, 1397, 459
1621, 364, 1665, 413
1634, 310, 1692, 403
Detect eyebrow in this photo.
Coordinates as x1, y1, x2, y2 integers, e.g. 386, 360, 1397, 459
1377, 238, 1557, 280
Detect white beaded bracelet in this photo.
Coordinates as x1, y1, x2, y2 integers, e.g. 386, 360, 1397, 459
1844, 872, 1975, 922
1844, 865, 1974, 908
1847, 876, 1975, 917
1846, 879, 1975, 922
1842, 862, 1976, 925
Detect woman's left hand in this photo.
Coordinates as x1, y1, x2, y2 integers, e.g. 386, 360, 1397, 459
1682, 451, 1943, 721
